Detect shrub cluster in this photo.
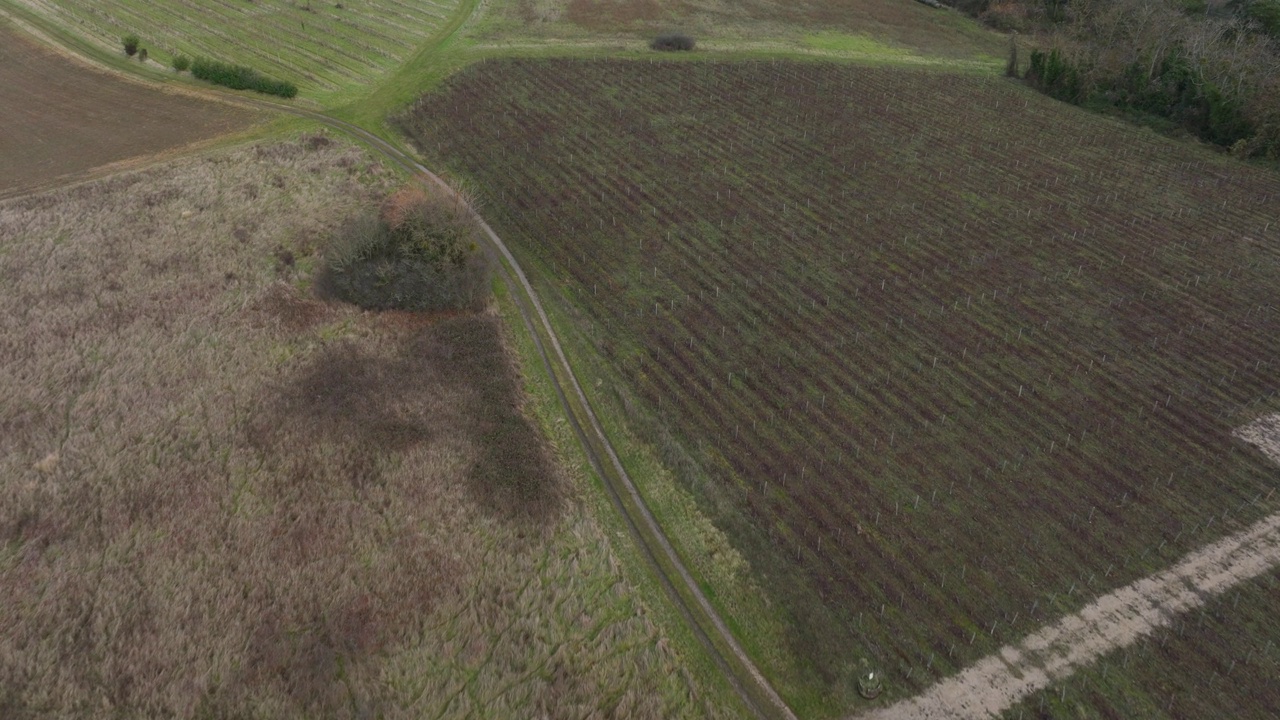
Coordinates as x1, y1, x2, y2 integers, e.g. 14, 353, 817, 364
1247, 0, 1280, 38
1025, 43, 1277, 159
650, 32, 695, 51
318, 187, 492, 312
1014, 0, 1280, 160
189, 58, 298, 98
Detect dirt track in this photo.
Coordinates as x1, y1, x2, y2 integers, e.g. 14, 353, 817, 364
0, 23, 258, 196
859, 414, 1280, 719
0, 14, 795, 719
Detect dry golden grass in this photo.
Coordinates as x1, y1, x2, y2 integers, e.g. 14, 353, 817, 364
0, 136, 722, 719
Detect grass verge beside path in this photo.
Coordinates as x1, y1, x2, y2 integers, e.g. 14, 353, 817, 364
473, 167, 798, 720
528, 281, 831, 713
495, 279, 746, 719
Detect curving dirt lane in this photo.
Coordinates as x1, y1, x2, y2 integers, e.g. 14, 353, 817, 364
858, 413, 1280, 720
0, 10, 796, 720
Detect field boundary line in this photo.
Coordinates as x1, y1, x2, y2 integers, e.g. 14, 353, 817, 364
1, 16, 797, 720
0, 131, 265, 203
857, 414, 1280, 720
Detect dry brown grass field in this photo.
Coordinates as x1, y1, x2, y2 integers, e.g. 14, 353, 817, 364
0, 136, 722, 719
0, 23, 260, 199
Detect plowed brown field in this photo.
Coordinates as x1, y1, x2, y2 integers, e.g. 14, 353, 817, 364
0, 24, 259, 197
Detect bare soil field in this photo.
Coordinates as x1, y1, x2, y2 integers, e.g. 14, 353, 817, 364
0, 23, 258, 198
0, 136, 720, 719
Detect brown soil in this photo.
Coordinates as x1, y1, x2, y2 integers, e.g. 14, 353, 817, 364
0, 24, 259, 197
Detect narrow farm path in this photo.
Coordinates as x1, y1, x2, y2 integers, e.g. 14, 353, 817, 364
313, 112, 797, 720
857, 413, 1280, 720
0, 12, 796, 720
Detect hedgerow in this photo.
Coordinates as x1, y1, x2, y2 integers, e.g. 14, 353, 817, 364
1025, 46, 1274, 158
650, 32, 695, 51
189, 57, 298, 98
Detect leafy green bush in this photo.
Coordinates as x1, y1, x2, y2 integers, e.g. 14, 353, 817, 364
189, 57, 298, 98
172, 55, 191, 72
1026, 46, 1269, 156
318, 187, 492, 312
1246, 0, 1280, 37
122, 35, 140, 57
1026, 48, 1082, 102
650, 32, 695, 51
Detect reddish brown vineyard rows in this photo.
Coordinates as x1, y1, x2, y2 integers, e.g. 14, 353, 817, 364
400, 59, 1280, 699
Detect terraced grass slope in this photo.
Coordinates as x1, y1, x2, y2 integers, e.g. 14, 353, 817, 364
11, 0, 463, 100
398, 58, 1280, 714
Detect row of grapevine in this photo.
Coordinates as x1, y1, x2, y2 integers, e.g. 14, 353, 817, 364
400, 59, 1280, 708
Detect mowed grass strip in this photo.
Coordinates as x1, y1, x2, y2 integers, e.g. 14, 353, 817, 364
0, 136, 720, 719
397, 58, 1280, 713
0, 24, 259, 197
11, 0, 460, 100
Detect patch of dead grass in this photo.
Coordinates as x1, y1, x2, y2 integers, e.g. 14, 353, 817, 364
0, 135, 721, 719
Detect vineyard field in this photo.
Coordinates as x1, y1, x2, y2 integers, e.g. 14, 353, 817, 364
11, 0, 463, 100
398, 59, 1280, 713
1000, 567, 1280, 719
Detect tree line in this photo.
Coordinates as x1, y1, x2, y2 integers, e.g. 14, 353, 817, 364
962, 0, 1280, 160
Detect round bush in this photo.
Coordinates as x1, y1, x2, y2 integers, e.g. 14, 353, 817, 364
122, 35, 140, 56
318, 187, 492, 312
172, 55, 191, 72
650, 32, 695, 51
